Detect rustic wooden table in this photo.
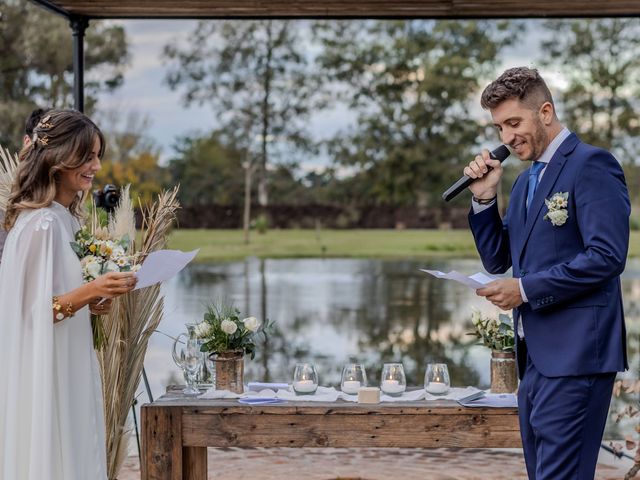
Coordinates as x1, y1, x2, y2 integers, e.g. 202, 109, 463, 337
141, 387, 521, 480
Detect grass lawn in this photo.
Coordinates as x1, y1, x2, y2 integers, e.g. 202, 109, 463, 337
167, 228, 640, 262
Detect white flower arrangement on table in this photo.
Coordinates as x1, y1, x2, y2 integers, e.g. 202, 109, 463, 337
468, 308, 515, 352
193, 301, 272, 360
544, 191, 569, 226
70, 225, 140, 349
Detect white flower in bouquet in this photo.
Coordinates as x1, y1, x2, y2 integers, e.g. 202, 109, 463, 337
81, 255, 102, 280
221, 319, 238, 335
111, 244, 126, 259
242, 316, 261, 332
104, 260, 120, 273
194, 321, 212, 338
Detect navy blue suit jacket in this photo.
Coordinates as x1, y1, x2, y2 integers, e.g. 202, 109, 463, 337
469, 133, 629, 378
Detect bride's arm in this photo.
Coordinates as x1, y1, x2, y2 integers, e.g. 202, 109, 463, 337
52, 271, 137, 323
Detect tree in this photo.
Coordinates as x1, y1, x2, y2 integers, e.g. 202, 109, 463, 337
163, 20, 321, 208
540, 19, 640, 162
0, 0, 128, 151
95, 110, 166, 206
314, 20, 516, 207
166, 132, 247, 207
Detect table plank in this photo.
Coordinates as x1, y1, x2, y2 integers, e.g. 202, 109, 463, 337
181, 408, 520, 448
142, 389, 521, 479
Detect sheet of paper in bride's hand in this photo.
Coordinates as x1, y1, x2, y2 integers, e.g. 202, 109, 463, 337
420, 269, 496, 289
134, 249, 199, 290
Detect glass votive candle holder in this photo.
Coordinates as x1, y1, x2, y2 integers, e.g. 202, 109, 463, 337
380, 363, 406, 397
424, 363, 450, 395
341, 363, 367, 395
293, 362, 318, 395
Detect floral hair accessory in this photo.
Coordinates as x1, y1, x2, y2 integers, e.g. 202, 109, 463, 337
544, 191, 569, 226
30, 132, 49, 146
37, 114, 54, 130
30, 114, 54, 147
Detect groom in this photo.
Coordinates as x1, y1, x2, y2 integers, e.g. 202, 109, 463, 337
465, 67, 629, 479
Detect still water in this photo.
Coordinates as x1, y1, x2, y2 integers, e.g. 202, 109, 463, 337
143, 257, 640, 437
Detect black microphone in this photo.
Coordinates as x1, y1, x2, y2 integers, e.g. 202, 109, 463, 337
441, 145, 511, 202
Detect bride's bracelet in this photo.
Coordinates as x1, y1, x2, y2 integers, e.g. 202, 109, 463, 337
52, 296, 74, 321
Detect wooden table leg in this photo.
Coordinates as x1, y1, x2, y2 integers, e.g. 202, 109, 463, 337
142, 405, 186, 480
183, 446, 207, 480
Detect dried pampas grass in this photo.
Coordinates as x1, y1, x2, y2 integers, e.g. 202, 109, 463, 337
0, 144, 19, 211
95, 186, 180, 479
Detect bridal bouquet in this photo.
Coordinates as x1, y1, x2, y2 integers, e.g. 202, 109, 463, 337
71, 225, 140, 349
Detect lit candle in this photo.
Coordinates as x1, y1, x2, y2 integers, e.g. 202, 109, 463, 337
341, 380, 361, 395
293, 380, 317, 393
426, 382, 449, 394
381, 379, 405, 395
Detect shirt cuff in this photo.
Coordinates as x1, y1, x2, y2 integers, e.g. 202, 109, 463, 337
471, 198, 496, 214
519, 278, 529, 303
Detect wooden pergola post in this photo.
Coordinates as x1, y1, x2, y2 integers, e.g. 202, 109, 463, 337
69, 15, 88, 112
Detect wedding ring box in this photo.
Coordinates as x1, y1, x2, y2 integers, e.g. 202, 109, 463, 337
358, 387, 380, 404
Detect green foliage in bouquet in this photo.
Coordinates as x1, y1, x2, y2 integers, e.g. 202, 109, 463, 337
468, 308, 515, 352
195, 301, 272, 360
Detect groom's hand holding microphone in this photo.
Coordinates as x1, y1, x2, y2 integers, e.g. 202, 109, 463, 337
463, 148, 503, 201
463, 149, 523, 309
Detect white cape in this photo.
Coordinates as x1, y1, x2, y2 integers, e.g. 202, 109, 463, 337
0, 202, 106, 480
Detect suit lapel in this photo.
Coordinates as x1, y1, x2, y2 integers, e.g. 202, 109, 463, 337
518, 133, 578, 261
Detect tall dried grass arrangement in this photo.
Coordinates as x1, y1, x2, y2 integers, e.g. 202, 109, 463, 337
95, 186, 180, 479
0, 144, 19, 211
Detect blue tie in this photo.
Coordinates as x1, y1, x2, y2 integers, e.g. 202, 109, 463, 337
526, 161, 545, 213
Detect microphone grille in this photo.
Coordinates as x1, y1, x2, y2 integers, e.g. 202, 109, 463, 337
491, 145, 510, 161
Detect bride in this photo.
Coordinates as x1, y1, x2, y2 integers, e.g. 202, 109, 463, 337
0, 109, 137, 479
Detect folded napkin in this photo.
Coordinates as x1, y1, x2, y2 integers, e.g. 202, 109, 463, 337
424, 386, 481, 401
338, 392, 358, 403
247, 382, 290, 392
276, 386, 340, 402
199, 388, 243, 399
380, 388, 426, 402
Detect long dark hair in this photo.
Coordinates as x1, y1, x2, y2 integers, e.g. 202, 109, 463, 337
4, 109, 105, 230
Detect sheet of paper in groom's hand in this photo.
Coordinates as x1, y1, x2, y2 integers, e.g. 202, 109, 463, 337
134, 249, 199, 290
420, 269, 496, 289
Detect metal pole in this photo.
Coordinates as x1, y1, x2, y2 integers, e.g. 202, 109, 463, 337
69, 16, 88, 112
132, 399, 141, 459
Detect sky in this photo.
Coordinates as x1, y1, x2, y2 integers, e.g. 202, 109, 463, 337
95, 19, 558, 169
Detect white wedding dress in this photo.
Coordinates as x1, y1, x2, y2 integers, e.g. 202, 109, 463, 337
0, 202, 107, 480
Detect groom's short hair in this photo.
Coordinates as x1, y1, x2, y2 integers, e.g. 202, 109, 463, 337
481, 67, 554, 112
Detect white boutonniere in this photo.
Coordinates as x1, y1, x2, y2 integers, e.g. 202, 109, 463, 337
544, 192, 569, 226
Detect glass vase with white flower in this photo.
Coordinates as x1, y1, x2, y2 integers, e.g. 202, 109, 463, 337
468, 308, 518, 393
194, 302, 272, 393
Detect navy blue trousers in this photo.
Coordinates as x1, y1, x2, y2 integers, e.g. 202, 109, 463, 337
518, 355, 615, 479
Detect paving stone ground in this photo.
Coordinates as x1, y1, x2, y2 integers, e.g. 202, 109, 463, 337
119, 447, 634, 479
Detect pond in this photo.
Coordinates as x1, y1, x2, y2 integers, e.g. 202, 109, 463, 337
143, 257, 640, 438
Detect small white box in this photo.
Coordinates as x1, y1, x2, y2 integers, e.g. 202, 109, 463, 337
358, 387, 380, 404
